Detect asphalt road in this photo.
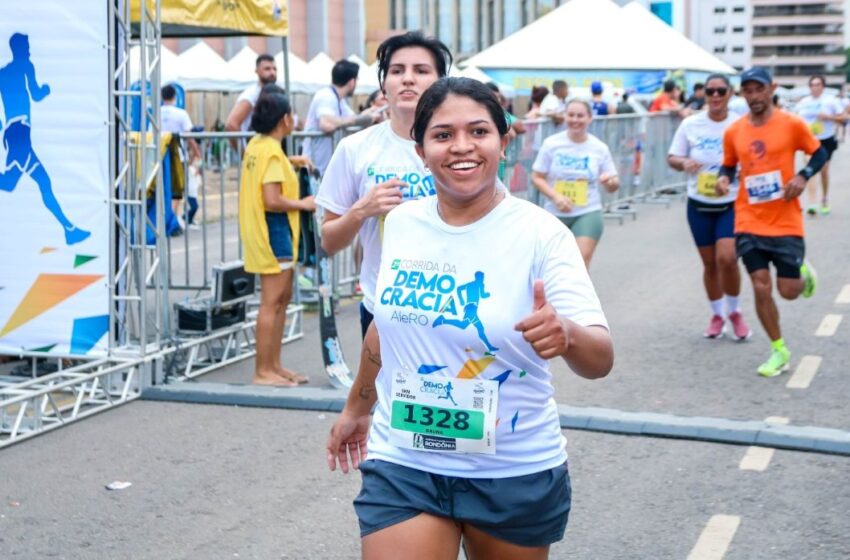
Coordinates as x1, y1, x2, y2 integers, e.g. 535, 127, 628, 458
2, 145, 849, 559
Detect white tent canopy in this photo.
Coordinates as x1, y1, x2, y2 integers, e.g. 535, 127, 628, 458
464, 0, 734, 74
305, 52, 335, 88
176, 40, 233, 90
450, 65, 516, 97
349, 54, 381, 94
130, 45, 179, 85
619, 2, 736, 74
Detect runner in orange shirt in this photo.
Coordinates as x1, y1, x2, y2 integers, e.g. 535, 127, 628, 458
716, 67, 828, 378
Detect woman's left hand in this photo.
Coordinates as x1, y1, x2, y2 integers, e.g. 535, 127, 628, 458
599, 172, 620, 193
514, 280, 570, 360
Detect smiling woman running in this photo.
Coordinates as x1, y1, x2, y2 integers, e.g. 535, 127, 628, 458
530, 99, 620, 269
326, 78, 614, 560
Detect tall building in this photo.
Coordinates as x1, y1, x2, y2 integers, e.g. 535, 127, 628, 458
689, 0, 752, 72
751, 0, 845, 87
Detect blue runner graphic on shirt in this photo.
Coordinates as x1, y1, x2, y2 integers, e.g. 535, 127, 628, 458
0, 33, 90, 245
435, 381, 458, 406
433, 271, 498, 353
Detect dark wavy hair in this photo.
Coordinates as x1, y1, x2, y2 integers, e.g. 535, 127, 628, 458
249, 84, 291, 134
412, 77, 508, 146
376, 31, 452, 90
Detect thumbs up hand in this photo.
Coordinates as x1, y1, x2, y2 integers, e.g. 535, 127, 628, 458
514, 279, 570, 360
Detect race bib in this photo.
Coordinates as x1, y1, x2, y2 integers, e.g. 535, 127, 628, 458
809, 121, 824, 136
554, 179, 589, 206
745, 170, 783, 204
389, 370, 498, 454
696, 171, 718, 198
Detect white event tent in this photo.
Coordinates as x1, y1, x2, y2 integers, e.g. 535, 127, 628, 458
463, 0, 735, 95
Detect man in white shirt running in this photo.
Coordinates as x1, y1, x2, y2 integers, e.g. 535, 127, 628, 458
794, 74, 845, 216
302, 59, 381, 176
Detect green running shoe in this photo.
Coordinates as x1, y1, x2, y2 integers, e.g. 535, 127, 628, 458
800, 260, 817, 298
820, 205, 831, 216
757, 347, 791, 378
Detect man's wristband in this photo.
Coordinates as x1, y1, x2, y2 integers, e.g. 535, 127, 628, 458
798, 167, 814, 181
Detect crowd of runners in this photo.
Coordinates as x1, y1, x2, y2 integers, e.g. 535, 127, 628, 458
229, 28, 843, 559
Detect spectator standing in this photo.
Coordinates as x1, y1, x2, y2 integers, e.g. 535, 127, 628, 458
539, 79, 569, 129
649, 80, 681, 113
590, 81, 613, 116
302, 60, 381, 176
225, 54, 278, 140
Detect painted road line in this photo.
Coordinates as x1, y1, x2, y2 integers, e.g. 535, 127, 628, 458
739, 417, 789, 471
787, 355, 822, 390
815, 314, 842, 337
687, 515, 741, 560
836, 285, 850, 304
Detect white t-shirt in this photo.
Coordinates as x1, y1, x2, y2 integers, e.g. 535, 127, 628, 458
315, 121, 435, 313
795, 94, 844, 140
368, 195, 608, 478
668, 111, 739, 205
540, 93, 567, 115
303, 86, 356, 175
160, 104, 193, 134
532, 133, 617, 217
236, 83, 262, 132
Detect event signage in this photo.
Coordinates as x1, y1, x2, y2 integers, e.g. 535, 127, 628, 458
0, 2, 110, 356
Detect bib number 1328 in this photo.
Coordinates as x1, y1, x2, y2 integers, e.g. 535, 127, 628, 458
391, 401, 483, 439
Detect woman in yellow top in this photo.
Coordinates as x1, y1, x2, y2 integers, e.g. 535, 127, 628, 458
239, 86, 316, 386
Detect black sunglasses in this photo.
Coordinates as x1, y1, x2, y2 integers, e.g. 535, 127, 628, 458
705, 87, 729, 97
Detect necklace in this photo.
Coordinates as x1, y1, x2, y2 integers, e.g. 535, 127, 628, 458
438, 187, 504, 226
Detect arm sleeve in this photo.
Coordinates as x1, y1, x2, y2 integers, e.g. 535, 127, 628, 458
801, 146, 828, 179
668, 121, 689, 157
537, 224, 608, 329
314, 140, 357, 214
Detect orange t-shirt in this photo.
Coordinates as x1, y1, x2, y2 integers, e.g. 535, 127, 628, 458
722, 110, 821, 237
649, 93, 678, 113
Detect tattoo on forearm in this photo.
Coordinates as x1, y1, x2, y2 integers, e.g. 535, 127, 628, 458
358, 384, 375, 400
364, 345, 381, 367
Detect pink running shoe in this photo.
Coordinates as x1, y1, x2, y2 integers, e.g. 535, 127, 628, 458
727, 311, 752, 341
704, 315, 725, 338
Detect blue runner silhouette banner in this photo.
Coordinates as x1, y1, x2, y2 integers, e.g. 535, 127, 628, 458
0, 3, 109, 357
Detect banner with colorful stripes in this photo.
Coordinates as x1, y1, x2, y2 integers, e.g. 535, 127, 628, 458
0, 2, 110, 356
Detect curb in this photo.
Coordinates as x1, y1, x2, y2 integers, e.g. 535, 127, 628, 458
142, 383, 850, 456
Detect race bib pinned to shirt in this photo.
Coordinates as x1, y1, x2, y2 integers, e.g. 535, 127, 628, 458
554, 179, 589, 206
388, 370, 498, 454
809, 121, 825, 136
696, 171, 719, 198
745, 170, 784, 204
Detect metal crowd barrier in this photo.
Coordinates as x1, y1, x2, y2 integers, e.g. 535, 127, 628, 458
505, 113, 686, 222
164, 112, 684, 315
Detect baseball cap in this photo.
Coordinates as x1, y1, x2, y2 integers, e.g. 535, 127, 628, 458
591, 81, 603, 94
740, 67, 772, 86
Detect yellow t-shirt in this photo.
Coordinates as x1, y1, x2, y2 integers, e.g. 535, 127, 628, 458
239, 135, 301, 274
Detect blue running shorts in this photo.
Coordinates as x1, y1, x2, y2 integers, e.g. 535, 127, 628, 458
354, 459, 571, 548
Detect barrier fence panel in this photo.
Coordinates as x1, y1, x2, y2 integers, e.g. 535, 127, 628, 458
505, 113, 685, 216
